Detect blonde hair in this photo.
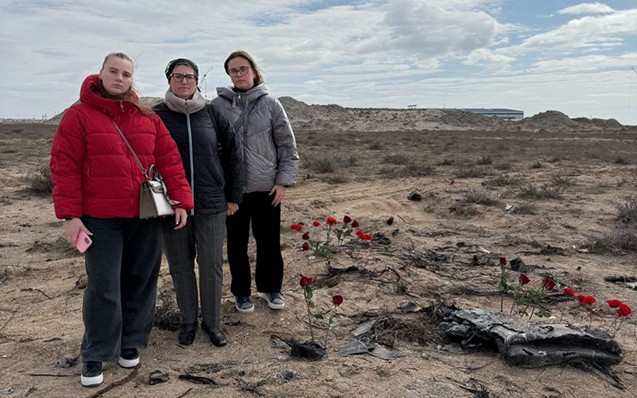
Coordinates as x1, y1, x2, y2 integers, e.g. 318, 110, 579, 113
99, 52, 153, 115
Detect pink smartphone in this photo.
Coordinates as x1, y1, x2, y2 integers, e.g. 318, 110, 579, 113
75, 231, 93, 253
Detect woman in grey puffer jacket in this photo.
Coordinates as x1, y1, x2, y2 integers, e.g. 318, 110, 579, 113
212, 50, 299, 313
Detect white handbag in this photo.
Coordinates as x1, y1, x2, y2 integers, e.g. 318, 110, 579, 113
112, 122, 177, 219
139, 167, 176, 219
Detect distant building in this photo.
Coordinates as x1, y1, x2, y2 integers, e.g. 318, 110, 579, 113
460, 108, 524, 121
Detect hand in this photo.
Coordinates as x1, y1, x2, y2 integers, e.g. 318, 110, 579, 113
227, 202, 239, 216
270, 185, 287, 207
174, 208, 188, 230
64, 218, 91, 247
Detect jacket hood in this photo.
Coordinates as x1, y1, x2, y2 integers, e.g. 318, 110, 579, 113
216, 83, 268, 105
79, 74, 139, 118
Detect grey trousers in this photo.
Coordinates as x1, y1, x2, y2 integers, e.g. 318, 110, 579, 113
81, 216, 162, 362
162, 212, 225, 328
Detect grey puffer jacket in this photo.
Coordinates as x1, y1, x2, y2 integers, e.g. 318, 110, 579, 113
212, 84, 299, 193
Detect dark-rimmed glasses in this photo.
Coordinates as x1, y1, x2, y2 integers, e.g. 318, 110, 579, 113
170, 73, 197, 83
228, 66, 251, 77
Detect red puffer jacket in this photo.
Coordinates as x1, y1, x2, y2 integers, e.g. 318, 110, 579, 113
50, 74, 193, 219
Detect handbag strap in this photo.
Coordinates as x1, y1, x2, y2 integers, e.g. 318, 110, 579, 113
233, 96, 261, 132
112, 121, 150, 180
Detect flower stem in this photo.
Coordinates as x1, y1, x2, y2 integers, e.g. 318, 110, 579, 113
304, 289, 314, 340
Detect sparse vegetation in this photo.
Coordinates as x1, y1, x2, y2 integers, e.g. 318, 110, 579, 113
25, 164, 53, 195
482, 174, 522, 187
476, 155, 492, 165
616, 195, 637, 225
462, 189, 500, 206
454, 167, 487, 179
382, 153, 409, 165
517, 183, 564, 199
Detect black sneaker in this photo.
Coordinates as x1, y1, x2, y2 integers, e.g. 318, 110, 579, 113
118, 348, 139, 368
81, 361, 103, 387
235, 296, 255, 313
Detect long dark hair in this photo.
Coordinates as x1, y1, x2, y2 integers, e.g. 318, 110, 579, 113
223, 50, 265, 87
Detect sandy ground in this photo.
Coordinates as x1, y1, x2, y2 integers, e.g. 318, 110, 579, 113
1, 119, 637, 398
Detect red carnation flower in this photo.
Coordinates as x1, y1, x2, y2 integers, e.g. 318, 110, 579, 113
343, 215, 352, 224
577, 294, 586, 304
332, 295, 344, 306
326, 216, 338, 226
302, 232, 310, 240
355, 230, 364, 237
290, 224, 303, 231
617, 303, 632, 317
542, 277, 556, 291
584, 295, 596, 305
563, 287, 575, 296
519, 273, 530, 285
301, 242, 310, 251
351, 220, 359, 228
300, 275, 313, 287
360, 233, 372, 241
499, 257, 507, 266
312, 220, 321, 227
607, 299, 623, 308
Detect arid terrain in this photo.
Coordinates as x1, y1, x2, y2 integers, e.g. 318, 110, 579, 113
1, 101, 637, 398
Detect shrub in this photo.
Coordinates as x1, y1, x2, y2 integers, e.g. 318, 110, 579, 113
584, 227, 637, 254
476, 155, 492, 165
25, 164, 53, 196
462, 189, 500, 206
517, 183, 563, 200
614, 157, 629, 165
482, 174, 521, 187
382, 154, 409, 165
454, 167, 486, 179
616, 195, 637, 226
309, 158, 337, 174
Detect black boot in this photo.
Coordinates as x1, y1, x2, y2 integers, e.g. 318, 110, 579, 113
202, 322, 227, 347
178, 322, 197, 346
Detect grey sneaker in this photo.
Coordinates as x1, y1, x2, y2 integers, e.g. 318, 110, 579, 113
235, 296, 255, 313
262, 292, 285, 310
81, 361, 103, 387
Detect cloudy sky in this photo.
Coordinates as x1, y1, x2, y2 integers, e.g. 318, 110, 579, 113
2, 1, 637, 124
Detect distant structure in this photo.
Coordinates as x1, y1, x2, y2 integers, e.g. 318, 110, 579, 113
460, 108, 524, 121
407, 104, 417, 109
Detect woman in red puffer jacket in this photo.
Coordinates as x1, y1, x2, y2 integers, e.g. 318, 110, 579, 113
50, 52, 193, 388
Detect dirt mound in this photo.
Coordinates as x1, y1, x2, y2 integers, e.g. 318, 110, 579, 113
520, 110, 627, 132
573, 117, 624, 130
519, 110, 580, 131
43, 96, 628, 132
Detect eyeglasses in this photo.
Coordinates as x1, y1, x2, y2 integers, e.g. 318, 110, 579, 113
170, 73, 197, 83
228, 66, 251, 77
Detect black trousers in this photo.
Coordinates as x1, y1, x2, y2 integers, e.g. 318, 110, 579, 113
80, 216, 161, 362
226, 192, 284, 297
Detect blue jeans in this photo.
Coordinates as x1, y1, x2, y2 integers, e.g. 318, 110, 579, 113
162, 212, 225, 328
80, 216, 161, 362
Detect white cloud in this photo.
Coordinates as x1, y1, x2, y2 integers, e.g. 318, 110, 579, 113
557, 2, 615, 15
0, 1, 636, 125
